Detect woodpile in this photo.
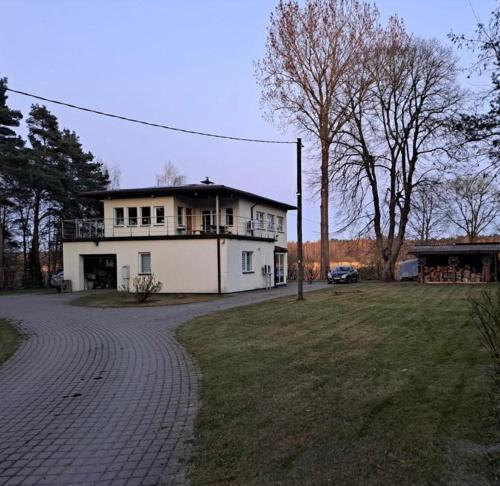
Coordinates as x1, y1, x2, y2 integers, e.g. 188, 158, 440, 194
423, 265, 484, 283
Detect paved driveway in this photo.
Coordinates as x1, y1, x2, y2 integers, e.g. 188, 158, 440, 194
0, 282, 328, 485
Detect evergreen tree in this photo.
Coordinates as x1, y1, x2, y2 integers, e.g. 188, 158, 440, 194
450, 5, 500, 168
0, 77, 25, 289
25, 104, 64, 287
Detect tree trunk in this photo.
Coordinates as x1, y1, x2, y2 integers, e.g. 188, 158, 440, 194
28, 196, 43, 287
320, 140, 330, 280
0, 205, 4, 290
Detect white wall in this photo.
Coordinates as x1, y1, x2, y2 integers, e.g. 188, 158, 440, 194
63, 237, 285, 293
64, 239, 219, 293
223, 239, 275, 292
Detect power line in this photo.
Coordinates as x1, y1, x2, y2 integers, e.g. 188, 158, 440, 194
466, 0, 481, 24
6, 87, 295, 145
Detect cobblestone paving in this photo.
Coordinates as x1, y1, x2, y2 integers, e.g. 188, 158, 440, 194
0, 283, 327, 485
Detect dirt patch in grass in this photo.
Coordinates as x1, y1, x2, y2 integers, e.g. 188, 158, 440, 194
71, 290, 224, 308
178, 283, 500, 485
0, 319, 23, 366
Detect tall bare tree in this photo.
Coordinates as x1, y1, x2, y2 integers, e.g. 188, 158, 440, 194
443, 173, 499, 242
333, 21, 465, 280
256, 0, 379, 279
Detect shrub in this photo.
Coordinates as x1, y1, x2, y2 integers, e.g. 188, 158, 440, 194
132, 274, 163, 303
470, 286, 500, 420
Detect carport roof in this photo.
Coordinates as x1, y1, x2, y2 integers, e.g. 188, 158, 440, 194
81, 184, 297, 211
410, 243, 500, 255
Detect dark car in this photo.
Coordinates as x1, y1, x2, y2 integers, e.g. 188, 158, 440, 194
327, 265, 359, 284
50, 270, 64, 292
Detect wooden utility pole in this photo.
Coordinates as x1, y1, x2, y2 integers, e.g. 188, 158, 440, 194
297, 138, 304, 301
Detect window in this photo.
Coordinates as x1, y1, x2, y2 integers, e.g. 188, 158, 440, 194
177, 206, 184, 226
154, 206, 165, 225
267, 213, 275, 231
242, 251, 253, 273
127, 207, 137, 226
226, 208, 234, 226
114, 207, 124, 226
139, 252, 151, 274
141, 207, 151, 225
277, 216, 284, 232
256, 211, 265, 229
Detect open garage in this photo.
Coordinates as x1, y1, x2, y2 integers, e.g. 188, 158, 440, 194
82, 254, 117, 290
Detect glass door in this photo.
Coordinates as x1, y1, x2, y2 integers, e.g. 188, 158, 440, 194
275, 253, 285, 285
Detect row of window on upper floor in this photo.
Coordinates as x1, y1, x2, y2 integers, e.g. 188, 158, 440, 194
112, 206, 285, 232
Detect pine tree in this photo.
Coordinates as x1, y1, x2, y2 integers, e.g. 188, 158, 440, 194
25, 104, 64, 287
0, 77, 24, 289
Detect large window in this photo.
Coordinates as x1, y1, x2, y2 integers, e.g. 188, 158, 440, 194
154, 206, 165, 225
226, 208, 234, 226
277, 216, 284, 233
127, 207, 137, 226
114, 207, 124, 226
242, 251, 253, 273
267, 213, 275, 231
139, 252, 151, 274
256, 211, 265, 229
141, 207, 151, 225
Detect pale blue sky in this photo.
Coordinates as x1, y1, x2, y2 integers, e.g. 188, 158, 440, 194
0, 0, 496, 240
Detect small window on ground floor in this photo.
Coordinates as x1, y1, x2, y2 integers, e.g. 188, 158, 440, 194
242, 251, 253, 273
139, 252, 151, 274
114, 207, 124, 226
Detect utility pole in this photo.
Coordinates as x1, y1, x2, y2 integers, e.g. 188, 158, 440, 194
297, 138, 304, 301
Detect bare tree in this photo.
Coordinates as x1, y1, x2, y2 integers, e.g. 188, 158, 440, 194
333, 20, 465, 280
408, 182, 444, 243
256, 0, 379, 280
443, 173, 499, 242
155, 161, 186, 187
104, 163, 121, 190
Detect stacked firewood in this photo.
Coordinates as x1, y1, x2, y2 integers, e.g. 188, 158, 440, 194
423, 265, 483, 283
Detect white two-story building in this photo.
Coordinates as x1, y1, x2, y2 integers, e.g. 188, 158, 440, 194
62, 181, 295, 293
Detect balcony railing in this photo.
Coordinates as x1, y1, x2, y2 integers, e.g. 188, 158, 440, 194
62, 216, 283, 241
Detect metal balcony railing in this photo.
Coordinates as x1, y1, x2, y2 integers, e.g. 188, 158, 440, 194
62, 216, 284, 241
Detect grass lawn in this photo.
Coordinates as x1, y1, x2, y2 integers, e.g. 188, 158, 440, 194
178, 282, 500, 485
0, 319, 22, 366
72, 290, 224, 308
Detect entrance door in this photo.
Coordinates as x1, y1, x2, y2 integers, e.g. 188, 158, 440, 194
186, 208, 193, 234
275, 253, 286, 285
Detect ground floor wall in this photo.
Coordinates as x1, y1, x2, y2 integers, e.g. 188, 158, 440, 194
63, 238, 287, 293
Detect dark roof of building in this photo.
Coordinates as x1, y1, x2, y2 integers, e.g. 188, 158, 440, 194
81, 184, 296, 211
410, 242, 500, 255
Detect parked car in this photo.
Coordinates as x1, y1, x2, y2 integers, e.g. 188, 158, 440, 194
50, 270, 64, 292
327, 265, 359, 284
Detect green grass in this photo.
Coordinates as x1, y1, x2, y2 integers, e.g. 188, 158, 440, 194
0, 319, 22, 366
178, 283, 500, 485
0, 288, 54, 296
72, 290, 224, 308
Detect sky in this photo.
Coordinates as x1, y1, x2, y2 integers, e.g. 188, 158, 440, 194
0, 0, 496, 241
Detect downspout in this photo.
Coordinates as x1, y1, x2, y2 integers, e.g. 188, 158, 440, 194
216, 194, 221, 294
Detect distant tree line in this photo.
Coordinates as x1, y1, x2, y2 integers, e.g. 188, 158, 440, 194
257, 0, 499, 281
0, 78, 110, 289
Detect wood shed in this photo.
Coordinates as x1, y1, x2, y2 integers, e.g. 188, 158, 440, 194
409, 243, 500, 284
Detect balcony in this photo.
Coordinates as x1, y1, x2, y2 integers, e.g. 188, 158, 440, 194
62, 216, 282, 241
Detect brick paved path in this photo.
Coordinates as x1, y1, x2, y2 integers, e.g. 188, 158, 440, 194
0, 283, 327, 485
